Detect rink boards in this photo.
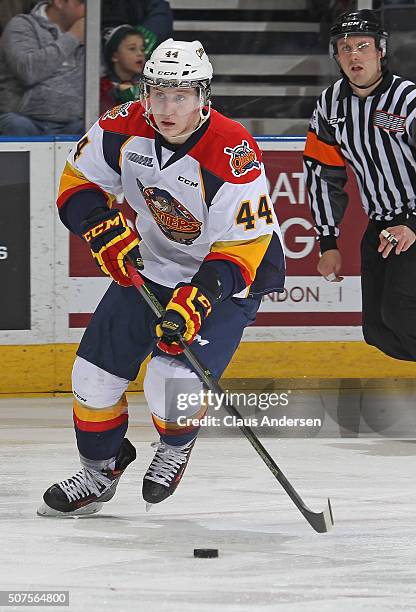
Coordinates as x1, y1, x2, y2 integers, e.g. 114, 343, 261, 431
1, 138, 412, 392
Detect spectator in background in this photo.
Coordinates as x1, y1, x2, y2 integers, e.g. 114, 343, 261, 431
0, 0, 36, 35
0, 0, 85, 136
100, 25, 145, 114
101, 0, 173, 58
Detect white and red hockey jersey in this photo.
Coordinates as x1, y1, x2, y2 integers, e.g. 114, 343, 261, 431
57, 101, 285, 297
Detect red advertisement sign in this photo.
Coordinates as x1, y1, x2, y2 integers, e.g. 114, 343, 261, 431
263, 150, 366, 275
69, 148, 368, 330
255, 149, 367, 328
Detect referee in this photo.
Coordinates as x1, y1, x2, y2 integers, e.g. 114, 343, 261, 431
304, 9, 416, 361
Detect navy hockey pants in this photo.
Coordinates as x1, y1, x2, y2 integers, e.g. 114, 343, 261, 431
77, 277, 261, 381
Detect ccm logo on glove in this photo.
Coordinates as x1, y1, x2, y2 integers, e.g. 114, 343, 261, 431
83, 215, 124, 241
82, 208, 142, 287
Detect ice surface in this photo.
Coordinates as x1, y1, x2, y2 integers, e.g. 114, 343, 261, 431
1, 395, 416, 612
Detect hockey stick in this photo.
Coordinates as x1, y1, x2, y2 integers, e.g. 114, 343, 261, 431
126, 260, 334, 533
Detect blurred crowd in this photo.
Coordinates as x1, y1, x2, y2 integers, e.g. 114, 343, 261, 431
0, 0, 414, 137
0, 0, 173, 136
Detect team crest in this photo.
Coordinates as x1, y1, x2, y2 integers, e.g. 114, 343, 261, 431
102, 102, 133, 120
224, 140, 261, 177
136, 179, 202, 245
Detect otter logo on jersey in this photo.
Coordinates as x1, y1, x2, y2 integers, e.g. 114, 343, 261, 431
102, 102, 133, 120
136, 179, 202, 245
224, 140, 261, 177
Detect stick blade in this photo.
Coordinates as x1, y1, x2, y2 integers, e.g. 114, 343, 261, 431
305, 498, 334, 533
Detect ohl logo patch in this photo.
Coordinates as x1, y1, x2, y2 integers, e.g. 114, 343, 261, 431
102, 102, 133, 120
224, 140, 261, 177
136, 179, 202, 245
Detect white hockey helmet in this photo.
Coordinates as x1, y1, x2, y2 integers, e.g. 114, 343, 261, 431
141, 39, 213, 134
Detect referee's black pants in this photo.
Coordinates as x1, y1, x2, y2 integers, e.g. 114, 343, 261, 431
361, 219, 416, 361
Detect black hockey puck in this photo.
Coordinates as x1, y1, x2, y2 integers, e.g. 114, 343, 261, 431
193, 548, 218, 558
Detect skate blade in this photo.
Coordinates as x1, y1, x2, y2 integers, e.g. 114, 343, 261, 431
36, 501, 104, 517
145, 502, 153, 513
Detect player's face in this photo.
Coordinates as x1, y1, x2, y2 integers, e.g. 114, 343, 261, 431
148, 86, 201, 143
112, 35, 145, 77
337, 35, 382, 89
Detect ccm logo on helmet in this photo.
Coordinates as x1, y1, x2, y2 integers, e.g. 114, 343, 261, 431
342, 21, 360, 26
157, 71, 178, 76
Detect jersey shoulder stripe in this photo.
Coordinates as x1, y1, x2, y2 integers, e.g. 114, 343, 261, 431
190, 109, 263, 184
199, 166, 225, 208
103, 132, 132, 175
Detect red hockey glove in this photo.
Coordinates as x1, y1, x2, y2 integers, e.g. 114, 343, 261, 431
82, 208, 143, 287
156, 285, 213, 355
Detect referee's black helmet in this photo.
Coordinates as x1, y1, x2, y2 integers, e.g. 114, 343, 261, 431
330, 10, 389, 60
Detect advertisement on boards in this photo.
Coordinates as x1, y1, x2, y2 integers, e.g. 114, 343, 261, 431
67, 145, 368, 336
258, 149, 367, 328
0, 151, 30, 330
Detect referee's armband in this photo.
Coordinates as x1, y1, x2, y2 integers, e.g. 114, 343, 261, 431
304, 132, 345, 168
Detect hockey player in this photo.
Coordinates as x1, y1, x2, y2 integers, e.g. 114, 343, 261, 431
37, 39, 285, 516
304, 10, 416, 361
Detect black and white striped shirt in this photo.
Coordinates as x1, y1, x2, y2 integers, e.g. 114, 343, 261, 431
303, 72, 416, 252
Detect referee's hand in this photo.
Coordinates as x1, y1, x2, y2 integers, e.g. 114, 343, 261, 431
378, 225, 416, 259
317, 249, 343, 282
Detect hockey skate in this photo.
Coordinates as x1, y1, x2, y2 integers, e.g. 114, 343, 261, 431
37, 438, 136, 517
142, 439, 195, 510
